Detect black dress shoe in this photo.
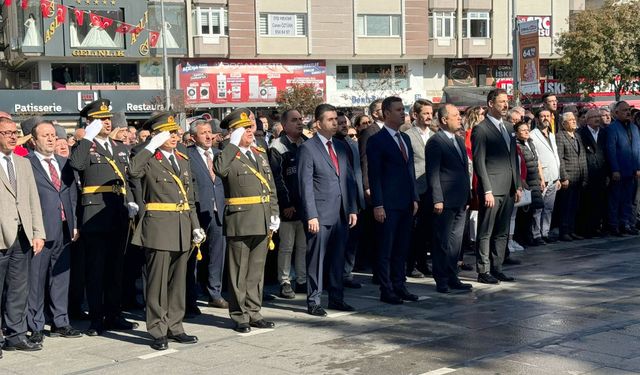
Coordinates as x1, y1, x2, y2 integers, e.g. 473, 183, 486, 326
208, 297, 229, 309
150, 336, 168, 351
503, 257, 522, 265
29, 331, 44, 344
532, 237, 546, 246
233, 323, 251, 333
395, 288, 419, 302
343, 279, 362, 289
168, 333, 198, 344
570, 233, 584, 240
295, 282, 307, 294
491, 272, 515, 282
436, 285, 450, 294
3, 339, 42, 351
477, 273, 500, 284
307, 305, 327, 317
559, 234, 573, 241
380, 293, 403, 305
328, 300, 355, 311
50, 326, 82, 338
449, 281, 473, 291
250, 319, 276, 329
407, 268, 425, 278
104, 316, 139, 330
85, 322, 104, 337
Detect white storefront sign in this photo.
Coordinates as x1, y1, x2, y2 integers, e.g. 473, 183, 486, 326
268, 14, 296, 36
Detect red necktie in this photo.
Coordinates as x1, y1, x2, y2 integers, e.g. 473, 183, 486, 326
326, 141, 340, 175
45, 158, 66, 221
396, 133, 408, 162
204, 150, 216, 182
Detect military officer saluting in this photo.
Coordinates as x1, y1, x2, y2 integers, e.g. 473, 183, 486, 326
214, 108, 280, 333
128, 112, 205, 351
69, 99, 139, 336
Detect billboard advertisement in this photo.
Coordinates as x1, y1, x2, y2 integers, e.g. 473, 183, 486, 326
178, 60, 326, 106
518, 20, 541, 95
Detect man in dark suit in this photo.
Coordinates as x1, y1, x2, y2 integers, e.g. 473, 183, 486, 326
577, 109, 608, 237
367, 96, 420, 304
298, 104, 358, 316
69, 99, 138, 336
186, 119, 228, 313
472, 88, 522, 284
26, 121, 82, 345
426, 104, 473, 294
556, 112, 588, 241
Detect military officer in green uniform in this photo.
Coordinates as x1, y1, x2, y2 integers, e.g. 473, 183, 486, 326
128, 112, 205, 351
214, 108, 280, 333
69, 99, 139, 336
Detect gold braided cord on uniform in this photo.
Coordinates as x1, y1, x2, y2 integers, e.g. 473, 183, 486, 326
234, 154, 272, 193
104, 156, 127, 193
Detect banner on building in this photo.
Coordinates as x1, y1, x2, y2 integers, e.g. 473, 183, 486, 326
178, 60, 326, 106
518, 20, 540, 95
516, 16, 552, 37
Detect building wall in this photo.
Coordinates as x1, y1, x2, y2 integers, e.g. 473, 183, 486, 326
228, 0, 257, 57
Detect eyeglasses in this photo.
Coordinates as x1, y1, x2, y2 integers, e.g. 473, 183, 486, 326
348, 134, 357, 139
0, 130, 19, 137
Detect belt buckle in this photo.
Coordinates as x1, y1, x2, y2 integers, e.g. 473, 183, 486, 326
260, 195, 267, 203
177, 202, 186, 211
111, 184, 120, 194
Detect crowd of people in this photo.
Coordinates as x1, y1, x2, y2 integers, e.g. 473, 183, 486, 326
0, 88, 638, 355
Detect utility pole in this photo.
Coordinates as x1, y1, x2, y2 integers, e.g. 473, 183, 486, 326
512, 0, 520, 106
160, 0, 171, 110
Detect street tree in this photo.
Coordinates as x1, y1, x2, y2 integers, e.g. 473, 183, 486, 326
276, 83, 324, 117
553, 0, 640, 101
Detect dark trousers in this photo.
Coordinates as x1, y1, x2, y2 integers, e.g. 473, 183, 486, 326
83, 224, 127, 324
67, 238, 85, 314
356, 207, 377, 272
145, 248, 191, 339
227, 235, 268, 325
187, 215, 226, 306
306, 216, 347, 306
122, 243, 144, 306
375, 208, 412, 296
431, 207, 466, 286
556, 183, 581, 235
406, 194, 430, 273
608, 176, 636, 228
27, 226, 71, 332
0, 228, 31, 345
578, 179, 607, 234
343, 213, 361, 281
476, 194, 513, 274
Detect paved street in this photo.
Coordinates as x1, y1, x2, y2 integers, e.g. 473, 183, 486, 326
1, 235, 639, 375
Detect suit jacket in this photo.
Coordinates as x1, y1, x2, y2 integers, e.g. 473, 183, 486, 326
214, 143, 278, 237
403, 125, 433, 195
344, 137, 365, 211
578, 126, 608, 183
0, 153, 45, 248
556, 130, 588, 185
425, 131, 470, 209
367, 126, 419, 210
187, 145, 225, 226
605, 120, 640, 177
69, 138, 132, 232
129, 149, 200, 252
297, 135, 357, 225
471, 118, 520, 196
530, 128, 560, 183
26, 153, 77, 242
358, 123, 381, 192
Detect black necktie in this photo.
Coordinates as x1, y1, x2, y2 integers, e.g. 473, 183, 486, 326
246, 150, 258, 169
168, 154, 180, 175
103, 141, 112, 157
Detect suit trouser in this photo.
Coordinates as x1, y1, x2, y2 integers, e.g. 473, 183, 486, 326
356, 207, 377, 272
432, 207, 466, 286
0, 228, 31, 346
306, 217, 347, 306
83, 224, 127, 324
406, 193, 430, 272
344, 213, 362, 281
145, 248, 191, 339
27, 226, 71, 332
277, 220, 307, 285
579, 180, 607, 233
556, 183, 581, 235
187, 215, 226, 305
227, 235, 268, 325
476, 194, 513, 274
375, 208, 412, 296
532, 182, 558, 239
608, 177, 636, 229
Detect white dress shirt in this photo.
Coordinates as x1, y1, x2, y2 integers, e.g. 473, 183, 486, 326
196, 145, 213, 168
315, 132, 334, 156
94, 136, 111, 155
160, 149, 179, 172
384, 126, 409, 155
34, 151, 61, 181
588, 126, 600, 143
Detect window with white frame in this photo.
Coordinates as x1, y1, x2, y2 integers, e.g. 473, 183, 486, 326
357, 15, 401, 37
259, 13, 307, 36
193, 7, 228, 36
336, 64, 408, 90
429, 11, 456, 38
462, 11, 490, 38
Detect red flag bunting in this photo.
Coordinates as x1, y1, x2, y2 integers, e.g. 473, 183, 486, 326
132, 25, 143, 35
149, 31, 160, 48
21, 0, 27, 9
4, 0, 11, 7
101, 17, 113, 29
56, 5, 67, 24
115, 23, 132, 34
74, 8, 84, 26
40, 0, 52, 18
89, 12, 101, 27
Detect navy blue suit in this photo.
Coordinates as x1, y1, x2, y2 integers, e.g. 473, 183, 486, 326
26, 153, 77, 332
187, 146, 226, 304
298, 135, 357, 307
367, 127, 419, 297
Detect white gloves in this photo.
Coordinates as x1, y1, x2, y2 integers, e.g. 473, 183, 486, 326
145, 131, 171, 152
127, 202, 139, 218
229, 127, 246, 146
192, 228, 206, 244
269, 215, 280, 232
83, 119, 103, 142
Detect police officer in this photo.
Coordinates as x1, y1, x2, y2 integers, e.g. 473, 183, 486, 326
128, 112, 204, 351
214, 108, 279, 333
69, 99, 139, 336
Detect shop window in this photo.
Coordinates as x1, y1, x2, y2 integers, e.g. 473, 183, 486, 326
462, 12, 490, 38
192, 7, 228, 36
71, 9, 125, 49
357, 15, 401, 37
336, 65, 350, 90
51, 63, 138, 87
148, 2, 187, 50
259, 13, 307, 36
429, 11, 456, 39
338, 64, 408, 91
18, 6, 44, 52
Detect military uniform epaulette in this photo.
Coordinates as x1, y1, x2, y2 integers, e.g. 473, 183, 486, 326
251, 146, 266, 153
176, 150, 189, 160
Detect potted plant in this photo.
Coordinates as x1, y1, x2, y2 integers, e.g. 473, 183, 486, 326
115, 82, 141, 90
65, 81, 92, 90
92, 82, 117, 90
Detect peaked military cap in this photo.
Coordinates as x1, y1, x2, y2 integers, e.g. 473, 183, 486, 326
220, 108, 253, 130
142, 111, 181, 133
80, 99, 113, 119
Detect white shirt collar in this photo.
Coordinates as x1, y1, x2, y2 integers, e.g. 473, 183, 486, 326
160, 149, 175, 160
196, 145, 212, 156
442, 130, 456, 140
316, 132, 332, 145
588, 126, 599, 136
486, 114, 502, 127
375, 120, 384, 129
34, 151, 56, 163
384, 125, 398, 137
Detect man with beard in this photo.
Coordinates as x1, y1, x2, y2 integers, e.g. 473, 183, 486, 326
530, 109, 561, 243
542, 92, 560, 133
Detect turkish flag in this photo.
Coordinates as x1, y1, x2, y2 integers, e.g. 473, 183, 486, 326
101, 17, 113, 29
89, 12, 101, 27
21, 0, 27, 9
4, 0, 11, 6
56, 5, 67, 24
132, 25, 143, 35
149, 31, 160, 48
40, 0, 52, 18
74, 8, 84, 26
115, 23, 132, 34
